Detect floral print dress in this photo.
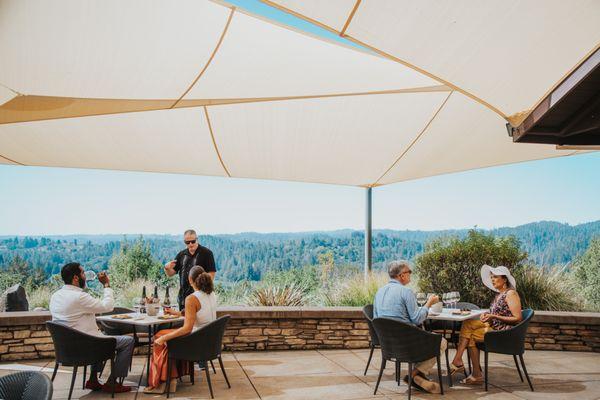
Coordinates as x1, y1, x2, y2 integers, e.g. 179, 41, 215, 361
489, 291, 513, 330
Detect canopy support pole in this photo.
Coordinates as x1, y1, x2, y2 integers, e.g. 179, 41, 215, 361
364, 187, 372, 279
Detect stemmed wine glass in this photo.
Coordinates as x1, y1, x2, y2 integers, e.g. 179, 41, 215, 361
417, 292, 426, 307
84, 270, 97, 281
442, 293, 450, 309
453, 291, 461, 308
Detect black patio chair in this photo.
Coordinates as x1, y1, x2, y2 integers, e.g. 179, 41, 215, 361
166, 315, 231, 399
363, 305, 403, 383
362, 305, 382, 375
372, 317, 445, 399
46, 321, 117, 399
0, 371, 53, 400
476, 309, 535, 392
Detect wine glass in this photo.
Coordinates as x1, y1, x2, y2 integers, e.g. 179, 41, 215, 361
454, 291, 461, 309
441, 293, 448, 309
132, 297, 142, 316
84, 270, 97, 281
416, 292, 426, 307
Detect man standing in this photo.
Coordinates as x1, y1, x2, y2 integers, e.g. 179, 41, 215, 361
49, 262, 134, 393
374, 260, 445, 394
164, 229, 216, 310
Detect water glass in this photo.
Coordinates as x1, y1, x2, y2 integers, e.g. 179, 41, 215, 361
132, 297, 142, 316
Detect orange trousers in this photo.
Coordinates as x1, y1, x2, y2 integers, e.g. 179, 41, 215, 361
147, 329, 189, 388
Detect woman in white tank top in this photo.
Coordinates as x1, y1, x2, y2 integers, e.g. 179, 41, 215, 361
191, 289, 217, 331
144, 266, 217, 394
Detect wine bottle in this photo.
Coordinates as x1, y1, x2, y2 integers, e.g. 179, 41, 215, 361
141, 286, 147, 313
164, 286, 171, 306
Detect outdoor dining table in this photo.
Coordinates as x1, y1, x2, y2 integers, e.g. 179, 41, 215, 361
427, 308, 487, 322
96, 312, 184, 383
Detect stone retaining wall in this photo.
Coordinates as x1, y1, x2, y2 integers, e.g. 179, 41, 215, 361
524, 311, 600, 352
0, 308, 598, 361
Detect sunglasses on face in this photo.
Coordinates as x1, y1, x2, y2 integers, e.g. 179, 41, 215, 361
402, 269, 413, 275
184, 239, 197, 245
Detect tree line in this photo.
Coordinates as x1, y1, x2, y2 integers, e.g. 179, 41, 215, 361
0, 220, 598, 285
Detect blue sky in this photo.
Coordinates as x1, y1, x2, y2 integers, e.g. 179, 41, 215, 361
1, 152, 599, 235
0, 0, 599, 236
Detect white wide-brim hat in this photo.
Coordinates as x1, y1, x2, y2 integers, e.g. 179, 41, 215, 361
480, 265, 517, 292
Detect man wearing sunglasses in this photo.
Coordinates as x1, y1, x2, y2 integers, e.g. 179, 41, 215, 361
164, 229, 216, 310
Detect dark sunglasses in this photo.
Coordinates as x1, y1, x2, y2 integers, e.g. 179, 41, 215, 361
184, 239, 197, 245
402, 269, 413, 275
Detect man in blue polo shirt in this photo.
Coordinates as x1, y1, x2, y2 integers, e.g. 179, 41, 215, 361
374, 260, 445, 394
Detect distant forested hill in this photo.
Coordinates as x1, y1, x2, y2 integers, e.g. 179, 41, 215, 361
0, 220, 598, 282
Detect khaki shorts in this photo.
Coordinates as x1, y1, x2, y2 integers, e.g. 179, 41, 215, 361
459, 319, 493, 347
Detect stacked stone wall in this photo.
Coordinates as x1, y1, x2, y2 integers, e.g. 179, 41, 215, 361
1, 309, 598, 361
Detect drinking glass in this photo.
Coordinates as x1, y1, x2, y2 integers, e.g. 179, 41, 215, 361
416, 292, 426, 307
453, 291, 460, 308
132, 297, 141, 316
84, 270, 97, 281
442, 293, 448, 308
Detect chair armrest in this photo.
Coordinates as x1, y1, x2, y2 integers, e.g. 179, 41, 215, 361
483, 325, 526, 355
48, 322, 116, 365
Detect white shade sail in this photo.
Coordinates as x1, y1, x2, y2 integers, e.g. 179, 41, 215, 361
0, 0, 596, 186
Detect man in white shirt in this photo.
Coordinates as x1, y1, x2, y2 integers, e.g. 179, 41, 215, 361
49, 262, 134, 393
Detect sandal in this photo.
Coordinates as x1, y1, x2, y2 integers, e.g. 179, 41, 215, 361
143, 383, 165, 394
449, 363, 465, 376
460, 375, 484, 385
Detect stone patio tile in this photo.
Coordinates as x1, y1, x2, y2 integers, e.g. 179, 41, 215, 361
386, 388, 524, 400
51, 389, 138, 400
233, 349, 321, 360
252, 372, 376, 400
237, 352, 345, 377
496, 355, 600, 375
40, 360, 144, 399
138, 372, 258, 400
318, 349, 373, 371
503, 379, 600, 400
0, 359, 50, 376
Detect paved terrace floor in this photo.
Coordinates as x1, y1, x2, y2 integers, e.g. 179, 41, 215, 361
1, 349, 599, 400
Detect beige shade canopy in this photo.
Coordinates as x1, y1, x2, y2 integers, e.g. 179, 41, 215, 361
0, 0, 597, 186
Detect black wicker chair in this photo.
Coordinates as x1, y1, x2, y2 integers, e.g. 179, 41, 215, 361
47, 321, 117, 399
476, 309, 535, 392
166, 315, 231, 399
0, 371, 53, 400
372, 317, 445, 399
362, 305, 382, 375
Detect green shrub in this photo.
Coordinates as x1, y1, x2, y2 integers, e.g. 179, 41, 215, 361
108, 237, 174, 289
513, 265, 581, 311
215, 281, 253, 306
322, 272, 389, 307
415, 230, 527, 306
249, 282, 308, 306
261, 265, 320, 293
27, 286, 54, 310
0, 272, 21, 293
573, 237, 600, 311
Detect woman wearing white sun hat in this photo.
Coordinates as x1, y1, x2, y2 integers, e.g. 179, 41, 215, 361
449, 265, 523, 385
